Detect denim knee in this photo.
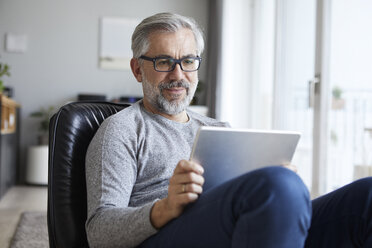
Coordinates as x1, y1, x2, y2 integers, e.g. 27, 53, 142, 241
232, 166, 311, 214
306, 177, 372, 248
254, 166, 312, 229
350, 177, 372, 194
345, 177, 372, 214
255, 166, 310, 204
230, 166, 312, 246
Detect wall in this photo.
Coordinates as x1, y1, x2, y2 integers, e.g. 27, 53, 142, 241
0, 0, 209, 182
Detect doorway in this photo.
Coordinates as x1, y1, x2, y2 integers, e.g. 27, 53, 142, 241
274, 0, 372, 197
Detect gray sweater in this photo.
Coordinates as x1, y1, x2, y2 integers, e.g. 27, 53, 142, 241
85, 101, 227, 248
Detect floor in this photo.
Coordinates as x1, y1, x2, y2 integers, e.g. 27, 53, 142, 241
0, 186, 47, 248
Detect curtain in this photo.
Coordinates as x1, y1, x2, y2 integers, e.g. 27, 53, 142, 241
206, 0, 224, 119
206, 0, 275, 128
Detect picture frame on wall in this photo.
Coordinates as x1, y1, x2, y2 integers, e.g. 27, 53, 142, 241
99, 17, 139, 70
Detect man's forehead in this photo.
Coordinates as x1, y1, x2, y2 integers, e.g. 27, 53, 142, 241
146, 28, 197, 56
148, 27, 194, 38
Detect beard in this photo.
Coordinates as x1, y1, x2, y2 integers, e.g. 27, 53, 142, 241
141, 73, 197, 115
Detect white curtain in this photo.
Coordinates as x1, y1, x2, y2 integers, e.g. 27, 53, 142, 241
212, 0, 276, 129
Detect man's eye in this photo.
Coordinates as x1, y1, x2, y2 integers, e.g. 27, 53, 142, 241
184, 58, 195, 64
157, 59, 173, 65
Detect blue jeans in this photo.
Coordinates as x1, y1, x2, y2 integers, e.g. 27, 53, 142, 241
305, 176, 372, 247
139, 167, 372, 248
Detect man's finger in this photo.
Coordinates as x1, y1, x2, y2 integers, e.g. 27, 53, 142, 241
174, 160, 204, 175
171, 172, 205, 186
179, 183, 203, 194
177, 192, 199, 204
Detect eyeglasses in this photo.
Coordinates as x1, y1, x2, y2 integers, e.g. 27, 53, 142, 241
139, 55, 202, 72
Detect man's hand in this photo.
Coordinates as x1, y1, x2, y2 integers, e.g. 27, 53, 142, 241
150, 160, 204, 229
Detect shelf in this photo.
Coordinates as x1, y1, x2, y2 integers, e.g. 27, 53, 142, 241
1, 95, 20, 134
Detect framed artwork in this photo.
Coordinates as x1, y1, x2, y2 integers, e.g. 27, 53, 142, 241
99, 17, 139, 70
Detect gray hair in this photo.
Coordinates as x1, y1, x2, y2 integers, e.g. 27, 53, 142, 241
131, 12, 204, 58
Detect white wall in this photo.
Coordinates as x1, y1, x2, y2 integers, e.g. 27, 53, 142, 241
0, 0, 209, 181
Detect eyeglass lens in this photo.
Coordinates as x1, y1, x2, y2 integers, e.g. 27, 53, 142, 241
155, 58, 200, 72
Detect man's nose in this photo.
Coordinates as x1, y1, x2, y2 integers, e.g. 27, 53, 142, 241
168, 63, 184, 81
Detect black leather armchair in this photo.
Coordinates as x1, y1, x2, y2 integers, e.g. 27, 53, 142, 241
47, 101, 130, 248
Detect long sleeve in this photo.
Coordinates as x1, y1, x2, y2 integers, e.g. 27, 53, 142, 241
85, 118, 158, 248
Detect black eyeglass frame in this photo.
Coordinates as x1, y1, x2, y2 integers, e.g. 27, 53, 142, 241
139, 55, 202, 72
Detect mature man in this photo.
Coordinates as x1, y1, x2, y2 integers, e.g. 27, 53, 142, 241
86, 13, 372, 248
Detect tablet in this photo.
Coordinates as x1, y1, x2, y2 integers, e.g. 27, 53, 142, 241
190, 126, 301, 191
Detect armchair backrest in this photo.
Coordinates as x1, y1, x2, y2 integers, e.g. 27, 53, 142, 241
47, 101, 129, 248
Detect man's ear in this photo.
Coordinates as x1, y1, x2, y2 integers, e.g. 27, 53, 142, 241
130, 58, 143, 82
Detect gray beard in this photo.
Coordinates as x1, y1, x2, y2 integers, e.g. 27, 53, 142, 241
142, 76, 197, 115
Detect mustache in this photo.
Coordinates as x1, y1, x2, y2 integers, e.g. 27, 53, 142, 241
158, 80, 190, 90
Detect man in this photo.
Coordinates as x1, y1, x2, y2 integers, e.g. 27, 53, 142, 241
86, 13, 372, 248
